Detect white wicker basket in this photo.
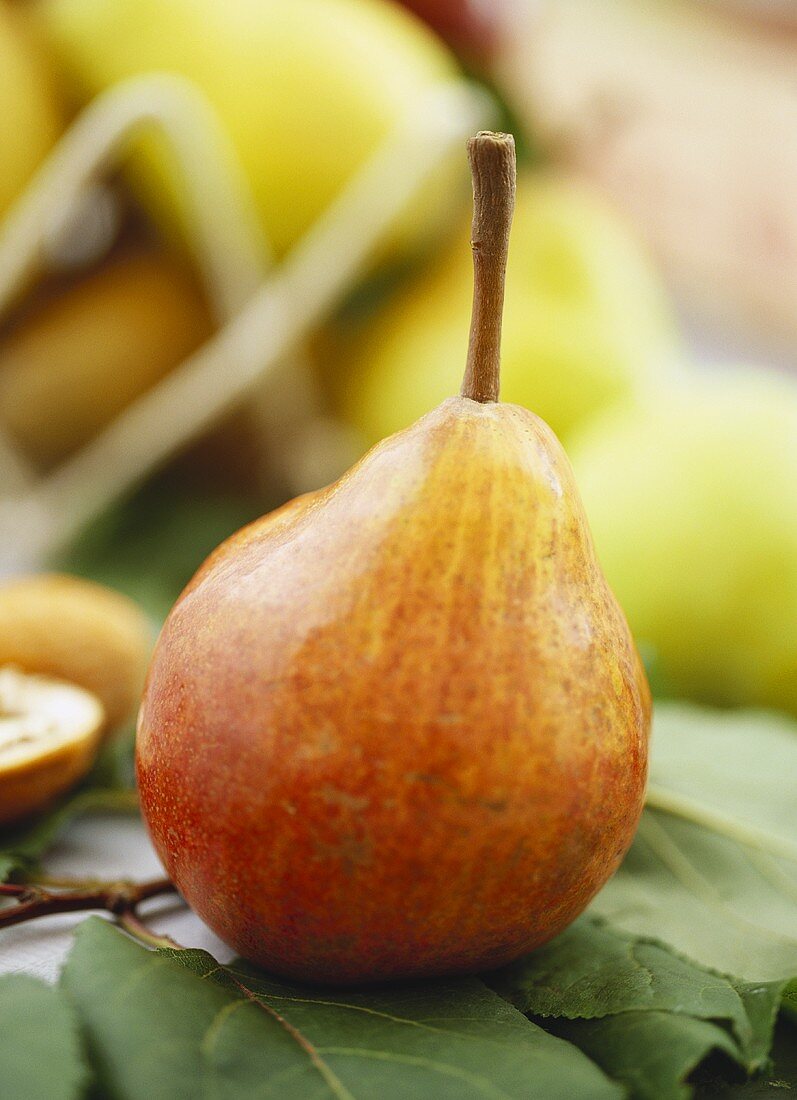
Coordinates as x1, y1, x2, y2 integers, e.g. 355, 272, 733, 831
0, 74, 490, 573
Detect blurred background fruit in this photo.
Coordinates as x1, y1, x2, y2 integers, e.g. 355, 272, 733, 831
335, 171, 679, 449
395, 0, 507, 62
0, 1, 62, 217
0, 572, 152, 731
571, 368, 797, 714
0, 246, 212, 468
0, 665, 104, 825
35, 0, 467, 265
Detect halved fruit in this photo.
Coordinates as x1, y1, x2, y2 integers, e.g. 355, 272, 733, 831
0, 666, 104, 826
0, 574, 152, 733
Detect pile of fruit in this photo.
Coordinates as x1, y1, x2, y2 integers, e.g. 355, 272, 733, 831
0, 3, 795, 1099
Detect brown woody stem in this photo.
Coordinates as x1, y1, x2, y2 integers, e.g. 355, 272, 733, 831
118, 907, 183, 950
0, 875, 178, 941
460, 131, 516, 403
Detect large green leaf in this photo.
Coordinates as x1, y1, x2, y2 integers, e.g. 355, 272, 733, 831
593, 813, 797, 983
551, 1011, 738, 1100
489, 919, 782, 1064
592, 705, 797, 983
0, 974, 89, 1100
61, 918, 621, 1100
487, 918, 784, 1099
647, 705, 797, 864
694, 1019, 797, 1097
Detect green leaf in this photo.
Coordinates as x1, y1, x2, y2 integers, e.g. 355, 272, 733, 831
510, 703, 797, 1096
0, 974, 89, 1100
594, 812, 797, 983
647, 705, 797, 864
552, 1011, 739, 1100
0, 733, 138, 883
591, 704, 797, 983
694, 1018, 797, 1096
487, 917, 785, 1098
782, 981, 797, 1024
61, 918, 622, 1100
489, 919, 783, 1068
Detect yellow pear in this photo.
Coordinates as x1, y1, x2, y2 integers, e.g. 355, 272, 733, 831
336, 171, 679, 447
0, 2, 62, 218
570, 368, 797, 714
35, 0, 464, 262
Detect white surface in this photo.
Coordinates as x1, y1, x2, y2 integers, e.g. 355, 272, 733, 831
0, 814, 234, 982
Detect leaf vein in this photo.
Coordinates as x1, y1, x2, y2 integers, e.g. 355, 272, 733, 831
314, 1047, 514, 1098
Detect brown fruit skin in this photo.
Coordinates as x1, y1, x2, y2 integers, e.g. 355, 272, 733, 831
0, 249, 212, 468
137, 397, 650, 985
0, 574, 153, 732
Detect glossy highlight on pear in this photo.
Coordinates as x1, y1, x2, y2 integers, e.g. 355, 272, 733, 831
137, 132, 650, 984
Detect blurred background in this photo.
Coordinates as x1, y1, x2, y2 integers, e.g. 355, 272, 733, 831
0, 0, 796, 717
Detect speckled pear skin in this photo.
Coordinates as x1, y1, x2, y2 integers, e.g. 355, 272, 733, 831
136, 396, 650, 984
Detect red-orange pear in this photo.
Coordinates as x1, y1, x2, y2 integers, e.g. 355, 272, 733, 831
137, 133, 650, 985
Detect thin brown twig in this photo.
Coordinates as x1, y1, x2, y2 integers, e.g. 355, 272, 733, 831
0, 875, 177, 931
0, 883, 28, 897
35, 873, 120, 890
117, 907, 184, 950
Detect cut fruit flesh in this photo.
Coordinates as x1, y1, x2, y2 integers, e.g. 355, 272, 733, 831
0, 665, 105, 825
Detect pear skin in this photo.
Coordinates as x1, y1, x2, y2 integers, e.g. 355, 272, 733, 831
138, 395, 649, 982
137, 133, 650, 984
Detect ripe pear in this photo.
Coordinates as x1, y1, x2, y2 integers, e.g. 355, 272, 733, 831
35, 0, 463, 263
570, 368, 797, 714
0, 2, 62, 217
0, 248, 212, 467
137, 133, 650, 985
336, 171, 678, 448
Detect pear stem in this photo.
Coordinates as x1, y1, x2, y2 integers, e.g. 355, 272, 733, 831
460, 131, 516, 403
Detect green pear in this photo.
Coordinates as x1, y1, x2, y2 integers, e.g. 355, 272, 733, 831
36, 0, 464, 262
337, 171, 679, 447
570, 368, 797, 714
